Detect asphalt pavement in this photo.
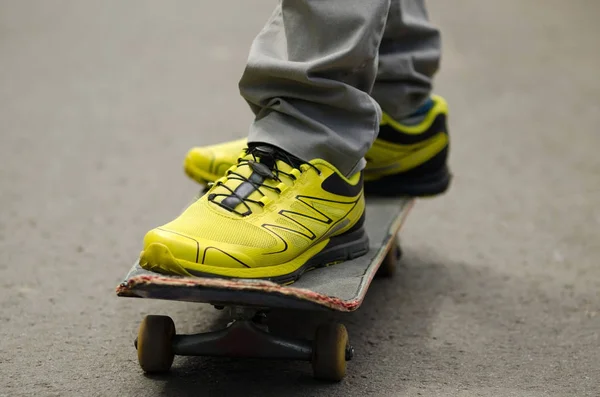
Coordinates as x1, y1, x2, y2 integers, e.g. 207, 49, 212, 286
1, 1, 599, 396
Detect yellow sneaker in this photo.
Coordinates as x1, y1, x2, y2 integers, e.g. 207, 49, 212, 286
141, 145, 368, 283
183, 95, 451, 197
364, 94, 451, 196
183, 138, 246, 185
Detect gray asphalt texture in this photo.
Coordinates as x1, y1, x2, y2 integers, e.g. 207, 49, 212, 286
1, 1, 599, 396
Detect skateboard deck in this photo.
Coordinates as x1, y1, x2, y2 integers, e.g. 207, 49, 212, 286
117, 197, 414, 312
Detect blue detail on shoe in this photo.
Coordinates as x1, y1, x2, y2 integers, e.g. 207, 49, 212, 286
400, 98, 435, 126
409, 98, 435, 117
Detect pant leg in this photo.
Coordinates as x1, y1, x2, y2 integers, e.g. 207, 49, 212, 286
239, 0, 391, 177
372, 0, 441, 120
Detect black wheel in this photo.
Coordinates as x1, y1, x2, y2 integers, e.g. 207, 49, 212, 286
136, 315, 176, 373
377, 237, 401, 278
312, 323, 350, 381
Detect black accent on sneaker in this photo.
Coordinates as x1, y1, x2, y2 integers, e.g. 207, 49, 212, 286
247, 144, 319, 174
321, 171, 363, 197
271, 224, 370, 284
377, 113, 447, 145
365, 148, 452, 197
249, 161, 276, 179
200, 246, 252, 268
220, 172, 265, 213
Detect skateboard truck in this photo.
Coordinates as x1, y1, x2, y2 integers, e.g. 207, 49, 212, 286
134, 306, 354, 381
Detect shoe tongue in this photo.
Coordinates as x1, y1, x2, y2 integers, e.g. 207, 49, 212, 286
250, 144, 306, 170
252, 145, 278, 169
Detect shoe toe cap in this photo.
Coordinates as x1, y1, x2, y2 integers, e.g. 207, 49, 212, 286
185, 147, 212, 170
143, 228, 200, 265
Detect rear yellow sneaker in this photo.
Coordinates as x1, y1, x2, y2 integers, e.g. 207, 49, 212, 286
183, 138, 246, 184
141, 145, 368, 283
364, 94, 451, 196
183, 95, 451, 197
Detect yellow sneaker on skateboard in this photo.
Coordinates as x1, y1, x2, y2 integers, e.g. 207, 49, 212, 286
141, 145, 368, 283
183, 95, 451, 197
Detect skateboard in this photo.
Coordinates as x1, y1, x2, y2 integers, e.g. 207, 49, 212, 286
117, 196, 414, 381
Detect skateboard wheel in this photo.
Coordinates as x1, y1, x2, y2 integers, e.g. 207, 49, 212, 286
312, 323, 349, 381
377, 238, 400, 278
136, 315, 176, 373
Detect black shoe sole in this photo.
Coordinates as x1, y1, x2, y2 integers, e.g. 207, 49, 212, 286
269, 225, 370, 285
365, 165, 452, 197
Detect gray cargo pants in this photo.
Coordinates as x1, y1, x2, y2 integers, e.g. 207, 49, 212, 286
239, 0, 441, 176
